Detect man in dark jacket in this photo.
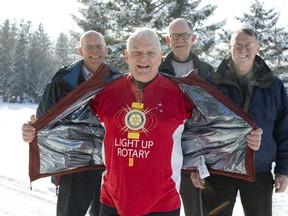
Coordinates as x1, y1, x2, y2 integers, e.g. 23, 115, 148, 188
159, 18, 214, 216
159, 18, 213, 79
192, 27, 288, 216
22, 30, 121, 216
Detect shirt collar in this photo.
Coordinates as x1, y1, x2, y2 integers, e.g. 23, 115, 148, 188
82, 65, 93, 80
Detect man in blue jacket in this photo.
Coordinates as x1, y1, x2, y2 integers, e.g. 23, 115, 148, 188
22, 30, 121, 216
192, 27, 288, 216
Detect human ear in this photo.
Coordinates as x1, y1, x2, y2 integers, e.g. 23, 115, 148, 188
192, 34, 197, 44
165, 35, 171, 44
124, 50, 129, 64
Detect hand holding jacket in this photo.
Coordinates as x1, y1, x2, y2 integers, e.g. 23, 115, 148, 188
22, 115, 37, 143
190, 127, 263, 188
247, 127, 263, 151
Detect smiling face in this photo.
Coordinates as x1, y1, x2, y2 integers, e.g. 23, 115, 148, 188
230, 31, 260, 75
165, 19, 196, 62
125, 29, 162, 83
78, 31, 108, 73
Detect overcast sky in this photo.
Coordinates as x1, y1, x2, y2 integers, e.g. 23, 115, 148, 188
0, 0, 81, 38
200, 0, 288, 29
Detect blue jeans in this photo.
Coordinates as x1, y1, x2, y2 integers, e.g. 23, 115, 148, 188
202, 172, 273, 216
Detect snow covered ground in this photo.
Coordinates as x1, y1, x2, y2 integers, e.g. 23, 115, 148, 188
0, 101, 287, 215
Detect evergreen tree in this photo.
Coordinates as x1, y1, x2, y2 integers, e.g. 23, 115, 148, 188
212, 28, 232, 66
0, 19, 67, 103
28, 24, 57, 103
71, 0, 225, 71
0, 19, 17, 102
235, 0, 288, 71
55, 32, 75, 68
67, 31, 83, 62
10, 20, 32, 103
268, 23, 288, 73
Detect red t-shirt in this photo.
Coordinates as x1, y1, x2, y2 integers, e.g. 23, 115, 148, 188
91, 74, 192, 215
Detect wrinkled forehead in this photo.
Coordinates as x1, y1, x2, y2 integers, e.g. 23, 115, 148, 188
129, 36, 161, 52
132, 39, 157, 50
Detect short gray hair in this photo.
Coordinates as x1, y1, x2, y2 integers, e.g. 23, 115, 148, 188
126, 27, 162, 52
230, 27, 259, 44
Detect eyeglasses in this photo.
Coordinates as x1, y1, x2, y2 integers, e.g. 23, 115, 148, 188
232, 42, 258, 50
170, 33, 192, 41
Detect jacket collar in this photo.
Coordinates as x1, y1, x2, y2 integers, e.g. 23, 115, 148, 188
211, 55, 274, 88
160, 51, 195, 75
63, 60, 84, 89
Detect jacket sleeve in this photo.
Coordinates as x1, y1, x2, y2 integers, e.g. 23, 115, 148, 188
36, 80, 66, 118
274, 81, 288, 175
36, 67, 71, 118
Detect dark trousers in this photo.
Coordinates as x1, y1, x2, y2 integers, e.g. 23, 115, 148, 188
56, 169, 104, 216
180, 172, 204, 216
202, 172, 273, 216
100, 204, 180, 216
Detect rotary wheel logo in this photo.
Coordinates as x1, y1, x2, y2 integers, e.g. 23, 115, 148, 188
125, 109, 146, 131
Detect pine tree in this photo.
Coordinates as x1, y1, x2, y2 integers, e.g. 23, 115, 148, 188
28, 24, 57, 103
71, 0, 225, 71
55, 33, 75, 68
0, 19, 71, 103
235, 0, 288, 72
0, 19, 17, 102
10, 20, 32, 103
